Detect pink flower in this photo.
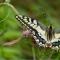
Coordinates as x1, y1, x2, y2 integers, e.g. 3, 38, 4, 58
22, 30, 31, 37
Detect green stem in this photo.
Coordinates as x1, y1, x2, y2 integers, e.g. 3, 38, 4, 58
4, 0, 11, 3
0, 3, 19, 15
32, 45, 36, 60
0, 3, 21, 26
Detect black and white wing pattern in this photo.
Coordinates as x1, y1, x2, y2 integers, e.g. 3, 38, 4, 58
16, 15, 60, 50
50, 33, 60, 49
55, 33, 60, 39
16, 15, 47, 47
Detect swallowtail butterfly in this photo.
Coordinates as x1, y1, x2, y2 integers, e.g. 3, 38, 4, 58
16, 15, 60, 50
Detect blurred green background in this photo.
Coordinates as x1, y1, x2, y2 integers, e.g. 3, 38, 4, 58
0, 0, 60, 60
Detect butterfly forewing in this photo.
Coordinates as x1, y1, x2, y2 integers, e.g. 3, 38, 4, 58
16, 15, 47, 46
55, 33, 60, 39
48, 38, 60, 50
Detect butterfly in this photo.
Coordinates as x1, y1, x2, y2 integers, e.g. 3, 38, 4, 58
16, 15, 60, 50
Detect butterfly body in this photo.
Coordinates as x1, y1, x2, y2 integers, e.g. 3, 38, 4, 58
16, 15, 60, 50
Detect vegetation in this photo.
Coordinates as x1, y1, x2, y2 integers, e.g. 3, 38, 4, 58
0, 0, 60, 60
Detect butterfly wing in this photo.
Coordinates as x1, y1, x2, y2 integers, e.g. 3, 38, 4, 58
51, 38, 60, 50
55, 33, 60, 39
16, 15, 47, 47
